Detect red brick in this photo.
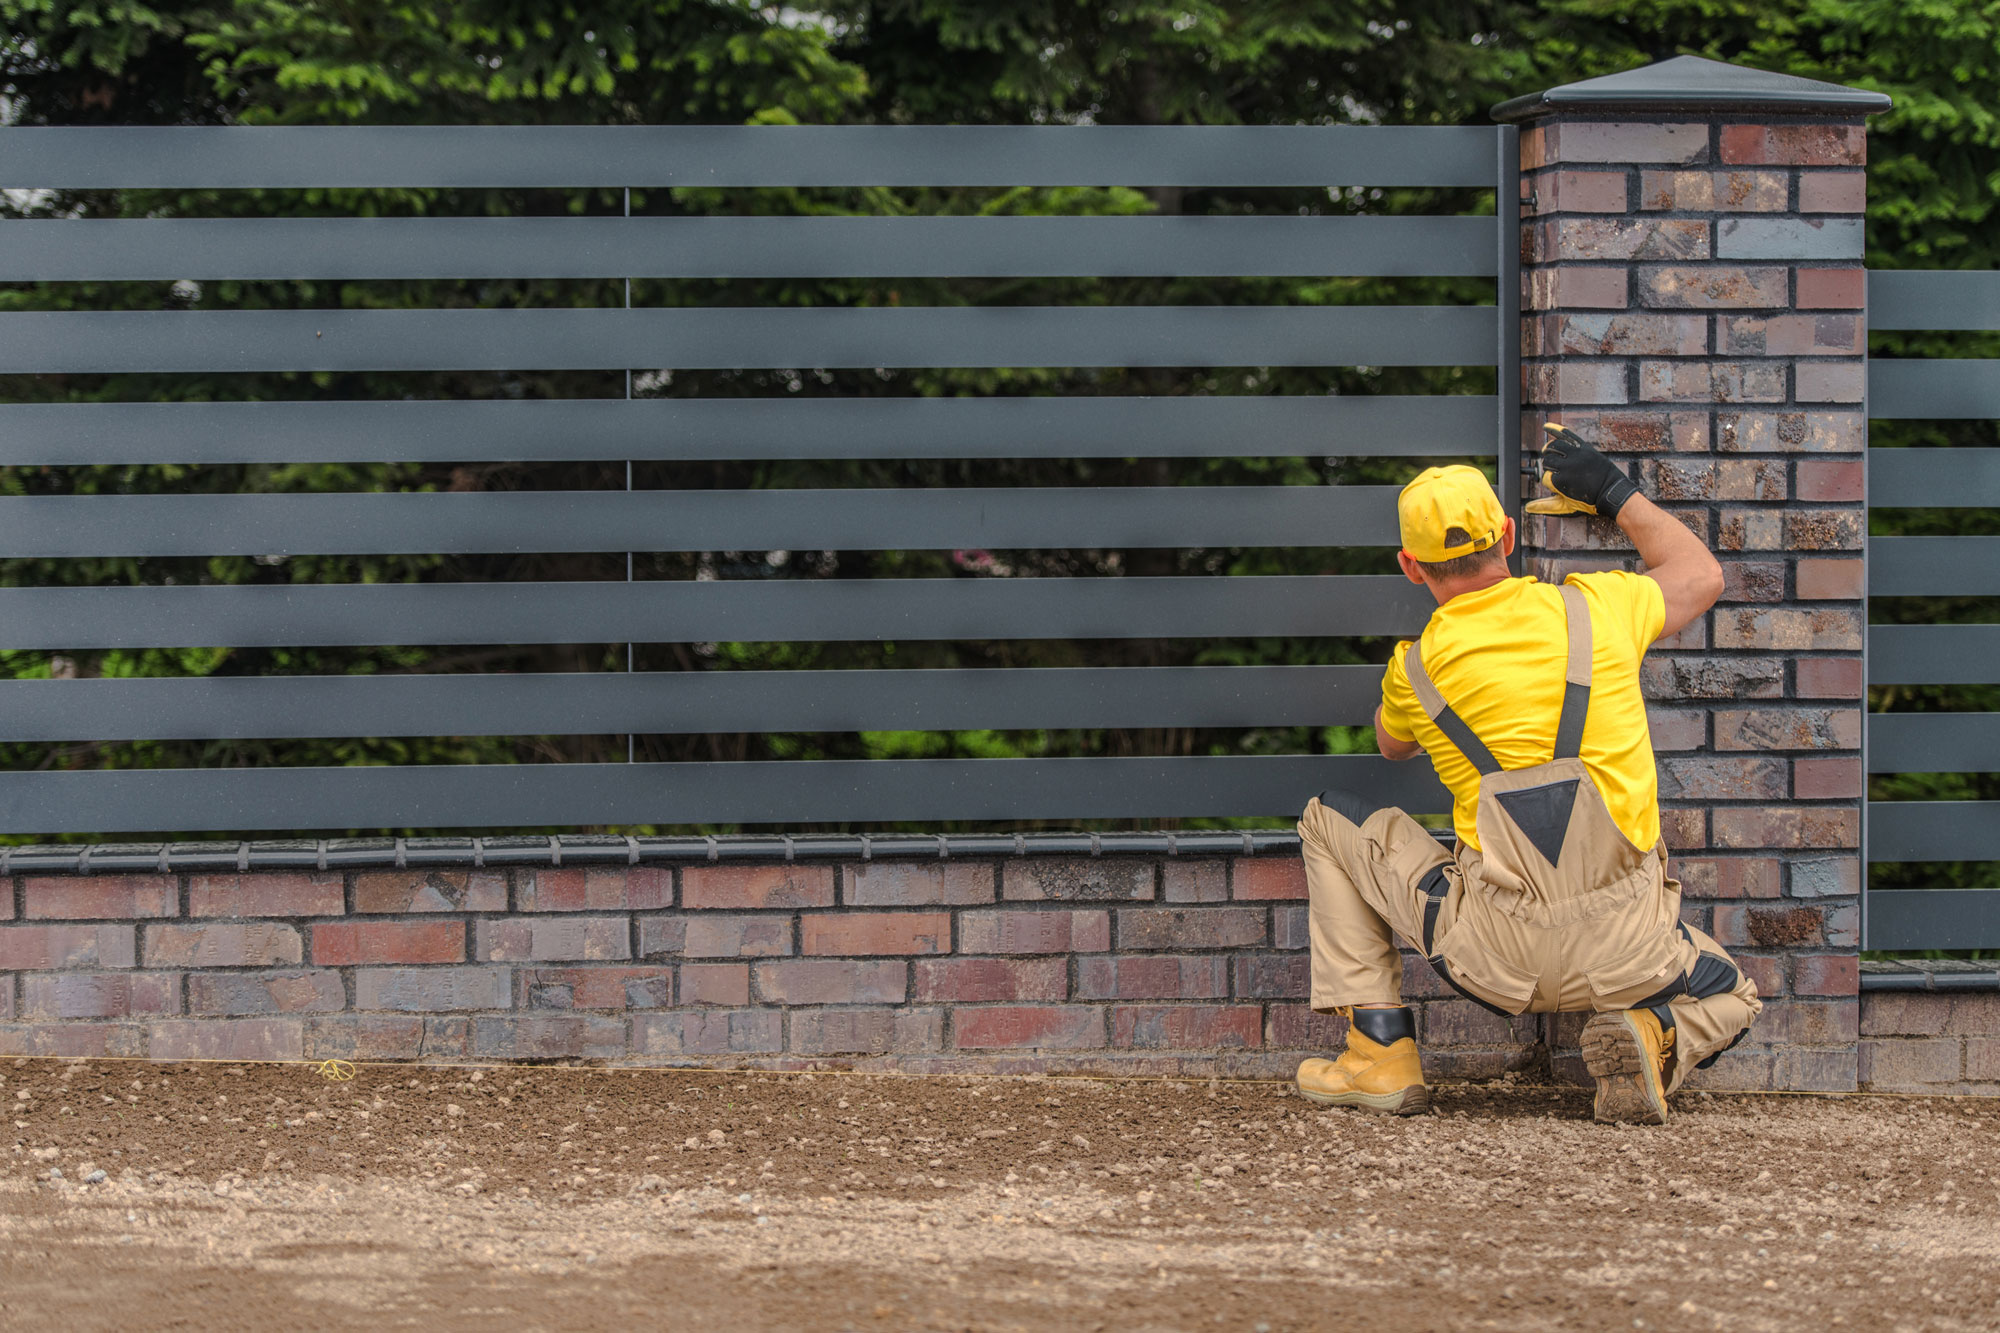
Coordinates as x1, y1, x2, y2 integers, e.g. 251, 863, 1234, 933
471, 1014, 625, 1060
1264, 1004, 1348, 1050
1796, 268, 1864, 309
1549, 121, 1709, 165
801, 911, 951, 956
1796, 362, 1866, 403
1003, 859, 1153, 902
679, 963, 750, 1007
520, 965, 672, 1011
1721, 123, 1865, 166
1229, 954, 1309, 999
1078, 955, 1230, 1000
1721, 314, 1862, 357
1112, 1004, 1261, 1050
1161, 861, 1228, 903
24, 876, 176, 920
1799, 171, 1866, 212
1793, 953, 1859, 997
1670, 857, 1782, 901
1793, 459, 1861, 502
789, 1007, 943, 1056
189, 873, 345, 919
679, 915, 792, 959
0, 923, 136, 969
1638, 169, 1786, 212
145, 923, 300, 968
149, 1018, 304, 1062
1527, 360, 1629, 405
957, 909, 1109, 955
312, 919, 462, 966
1525, 266, 1628, 311
633, 1009, 782, 1057
953, 1004, 1105, 1050
1712, 608, 1861, 651
1639, 360, 1785, 404
1659, 808, 1707, 851
1117, 907, 1266, 950
521, 866, 672, 912
1794, 757, 1862, 799
353, 966, 511, 1012
1638, 266, 1788, 309
844, 862, 994, 907
186, 969, 345, 1015
1647, 708, 1706, 752
1736, 953, 1785, 1000
754, 958, 905, 1005
913, 957, 1067, 1003
0, 1022, 144, 1058
471, 917, 622, 963
1273, 905, 1309, 950
21, 972, 179, 1019
1795, 657, 1864, 699
1795, 558, 1862, 600
681, 865, 832, 910
353, 869, 507, 913
1233, 858, 1306, 900
1716, 410, 1864, 453
1712, 807, 1859, 850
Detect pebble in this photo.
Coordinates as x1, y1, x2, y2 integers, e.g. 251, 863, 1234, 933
84, 1169, 107, 1184
46, 1167, 63, 1181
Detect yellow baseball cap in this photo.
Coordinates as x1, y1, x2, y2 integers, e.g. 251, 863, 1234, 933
1397, 465, 1505, 563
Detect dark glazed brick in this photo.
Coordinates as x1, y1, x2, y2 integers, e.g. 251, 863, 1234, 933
1229, 954, 1310, 1000
914, 957, 1068, 1003
1077, 955, 1230, 1001
1111, 1005, 1262, 1050
1117, 908, 1267, 951
1003, 859, 1154, 902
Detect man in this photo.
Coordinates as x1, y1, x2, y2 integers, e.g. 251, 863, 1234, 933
1294, 426, 1761, 1124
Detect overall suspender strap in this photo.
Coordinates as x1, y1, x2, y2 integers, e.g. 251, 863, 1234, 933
1403, 581, 1596, 774
1403, 641, 1502, 776
1553, 582, 1594, 761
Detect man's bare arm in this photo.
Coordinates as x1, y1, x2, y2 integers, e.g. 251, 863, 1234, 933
1618, 492, 1724, 641
1375, 703, 1424, 761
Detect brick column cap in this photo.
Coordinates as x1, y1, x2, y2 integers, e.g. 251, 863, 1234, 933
1492, 54, 1892, 123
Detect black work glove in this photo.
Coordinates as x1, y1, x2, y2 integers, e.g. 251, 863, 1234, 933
1526, 423, 1639, 519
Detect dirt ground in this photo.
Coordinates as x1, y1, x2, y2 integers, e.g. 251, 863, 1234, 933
2, 1059, 1997, 1332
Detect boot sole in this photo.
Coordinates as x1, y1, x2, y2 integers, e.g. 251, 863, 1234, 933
1581, 1011, 1668, 1126
1296, 1083, 1431, 1116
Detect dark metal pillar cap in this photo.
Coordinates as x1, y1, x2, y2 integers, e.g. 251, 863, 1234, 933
1492, 54, 1892, 123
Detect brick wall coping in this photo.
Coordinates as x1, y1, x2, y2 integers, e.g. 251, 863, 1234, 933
0, 829, 1315, 876
1861, 959, 2000, 993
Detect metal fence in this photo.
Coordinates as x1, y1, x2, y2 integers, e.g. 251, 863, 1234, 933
1865, 268, 2000, 949
0, 125, 1514, 836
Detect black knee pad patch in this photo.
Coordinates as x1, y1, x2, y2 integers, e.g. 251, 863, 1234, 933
1685, 952, 1740, 1001
1317, 786, 1386, 828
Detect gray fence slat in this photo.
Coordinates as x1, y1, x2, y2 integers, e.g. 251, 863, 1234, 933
0, 755, 1450, 833
1868, 360, 2000, 420
0, 125, 1503, 190
1866, 801, 2000, 863
1868, 625, 2000, 684
1867, 713, 2000, 773
0, 395, 1499, 466
1864, 889, 2000, 951
0, 306, 1498, 374
1869, 271, 2000, 332
1868, 536, 2000, 596
1868, 448, 2000, 507
0, 665, 1388, 741
0, 215, 1500, 281
0, 486, 1403, 558
0, 575, 1433, 650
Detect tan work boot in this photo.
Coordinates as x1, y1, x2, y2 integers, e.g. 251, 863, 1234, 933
1295, 1007, 1428, 1115
1581, 1007, 1674, 1125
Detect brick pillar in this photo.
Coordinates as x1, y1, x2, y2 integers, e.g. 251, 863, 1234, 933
1498, 57, 1890, 1092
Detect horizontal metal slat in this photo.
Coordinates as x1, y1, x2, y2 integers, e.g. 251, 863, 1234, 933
0, 755, 1451, 833
1869, 360, 2000, 419
0, 665, 1387, 741
0, 575, 1433, 650
0, 216, 1500, 281
0, 306, 1498, 374
0, 395, 1498, 466
0, 125, 1503, 190
1869, 625, 2000, 684
1868, 448, 2000, 507
1865, 889, 2000, 951
1867, 801, 2000, 863
1868, 713, 2000, 773
1869, 536, 2000, 596
1869, 271, 2000, 332
0, 486, 1402, 558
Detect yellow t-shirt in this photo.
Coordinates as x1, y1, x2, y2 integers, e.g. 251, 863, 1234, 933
1377, 571, 1666, 852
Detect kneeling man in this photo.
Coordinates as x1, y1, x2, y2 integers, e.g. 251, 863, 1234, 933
1296, 427, 1760, 1124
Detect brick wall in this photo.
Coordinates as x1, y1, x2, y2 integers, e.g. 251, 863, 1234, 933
1515, 111, 1868, 1092
1860, 993, 2000, 1094
0, 857, 1542, 1076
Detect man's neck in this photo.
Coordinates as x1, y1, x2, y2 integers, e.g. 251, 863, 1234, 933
1427, 566, 1514, 606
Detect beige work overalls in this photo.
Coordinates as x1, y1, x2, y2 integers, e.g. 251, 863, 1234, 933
1297, 583, 1761, 1090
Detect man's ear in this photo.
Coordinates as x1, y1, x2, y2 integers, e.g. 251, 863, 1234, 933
1396, 550, 1429, 586
1500, 516, 1517, 558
